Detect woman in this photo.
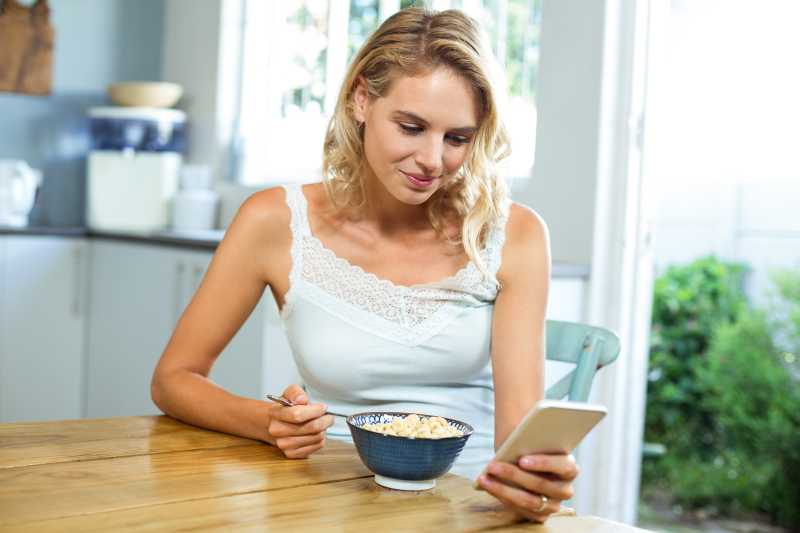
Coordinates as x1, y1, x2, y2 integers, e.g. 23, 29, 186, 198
151, 7, 577, 523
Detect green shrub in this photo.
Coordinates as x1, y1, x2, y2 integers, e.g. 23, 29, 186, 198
698, 310, 800, 526
642, 260, 800, 529
644, 256, 747, 465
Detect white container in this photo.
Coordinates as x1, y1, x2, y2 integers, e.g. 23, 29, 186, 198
180, 164, 212, 190
171, 164, 218, 231
172, 189, 218, 231
87, 150, 181, 231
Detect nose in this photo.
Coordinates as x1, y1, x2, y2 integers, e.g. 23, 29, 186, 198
414, 136, 443, 177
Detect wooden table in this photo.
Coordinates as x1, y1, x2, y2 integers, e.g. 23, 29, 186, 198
0, 416, 651, 531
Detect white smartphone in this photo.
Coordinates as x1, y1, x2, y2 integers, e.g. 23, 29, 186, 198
474, 400, 607, 485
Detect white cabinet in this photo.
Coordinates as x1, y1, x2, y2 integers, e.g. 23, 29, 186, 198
85, 241, 271, 418
86, 241, 177, 417
0, 236, 89, 422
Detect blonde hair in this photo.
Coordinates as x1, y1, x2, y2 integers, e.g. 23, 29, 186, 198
322, 7, 511, 278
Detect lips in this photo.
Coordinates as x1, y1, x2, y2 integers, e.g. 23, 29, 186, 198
404, 172, 435, 182
400, 170, 436, 187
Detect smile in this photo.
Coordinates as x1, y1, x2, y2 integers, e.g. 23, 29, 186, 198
400, 170, 436, 189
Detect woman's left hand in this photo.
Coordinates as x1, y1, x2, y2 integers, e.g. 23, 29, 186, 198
477, 453, 579, 523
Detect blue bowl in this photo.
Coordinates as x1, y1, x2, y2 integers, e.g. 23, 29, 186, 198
346, 412, 473, 487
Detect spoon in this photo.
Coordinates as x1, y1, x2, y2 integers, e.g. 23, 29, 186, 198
266, 394, 348, 418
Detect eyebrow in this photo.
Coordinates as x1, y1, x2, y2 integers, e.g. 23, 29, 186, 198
392, 110, 477, 135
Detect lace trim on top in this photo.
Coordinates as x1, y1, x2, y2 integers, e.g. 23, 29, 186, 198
281, 184, 510, 345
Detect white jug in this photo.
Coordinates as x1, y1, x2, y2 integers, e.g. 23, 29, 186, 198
0, 160, 43, 227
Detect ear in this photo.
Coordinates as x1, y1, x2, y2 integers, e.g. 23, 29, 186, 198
352, 76, 369, 123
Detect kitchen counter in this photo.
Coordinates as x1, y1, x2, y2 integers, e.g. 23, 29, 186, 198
0, 225, 590, 278
0, 225, 225, 251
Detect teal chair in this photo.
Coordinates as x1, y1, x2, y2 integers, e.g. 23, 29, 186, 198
544, 320, 621, 402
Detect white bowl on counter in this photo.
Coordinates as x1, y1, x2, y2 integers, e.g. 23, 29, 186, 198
108, 82, 183, 108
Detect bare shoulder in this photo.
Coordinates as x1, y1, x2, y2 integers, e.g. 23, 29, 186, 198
230, 186, 292, 241
505, 202, 549, 245
496, 202, 551, 286
218, 186, 293, 281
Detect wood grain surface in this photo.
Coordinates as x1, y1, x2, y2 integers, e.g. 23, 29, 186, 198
0, 416, 651, 532
0, 0, 54, 95
0, 416, 253, 468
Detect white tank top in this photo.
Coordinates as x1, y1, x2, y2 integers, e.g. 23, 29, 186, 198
279, 183, 511, 479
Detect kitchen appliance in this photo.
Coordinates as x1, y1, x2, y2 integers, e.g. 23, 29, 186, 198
86, 107, 187, 232
0, 160, 42, 227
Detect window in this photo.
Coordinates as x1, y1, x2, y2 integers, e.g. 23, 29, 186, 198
233, 0, 541, 185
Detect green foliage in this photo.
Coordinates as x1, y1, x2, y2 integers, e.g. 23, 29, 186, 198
769, 269, 800, 377
698, 311, 800, 526
644, 256, 747, 458
642, 258, 800, 529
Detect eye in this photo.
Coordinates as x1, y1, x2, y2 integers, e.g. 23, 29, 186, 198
399, 123, 423, 135
446, 134, 470, 146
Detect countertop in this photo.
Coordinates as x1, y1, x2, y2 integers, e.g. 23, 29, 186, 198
0, 225, 225, 251
0, 225, 590, 278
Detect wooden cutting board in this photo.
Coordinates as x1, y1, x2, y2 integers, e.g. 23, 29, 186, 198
0, 0, 54, 95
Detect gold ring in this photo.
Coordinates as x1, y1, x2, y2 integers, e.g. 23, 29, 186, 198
534, 494, 549, 513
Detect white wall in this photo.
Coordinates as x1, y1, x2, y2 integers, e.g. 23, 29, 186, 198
161, 0, 242, 183
512, 0, 606, 266
52, 0, 164, 93
653, 180, 800, 307
649, 1, 800, 307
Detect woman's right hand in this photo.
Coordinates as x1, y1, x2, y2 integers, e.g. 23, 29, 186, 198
266, 384, 334, 459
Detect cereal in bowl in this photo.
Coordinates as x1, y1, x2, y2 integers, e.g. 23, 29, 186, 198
362, 414, 464, 439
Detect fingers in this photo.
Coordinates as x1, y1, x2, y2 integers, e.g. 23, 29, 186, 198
272, 402, 329, 424
478, 474, 561, 523
477, 453, 580, 524
485, 461, 574, 501
275, 433, 325, 452
518, 454, 579, 482
267, 386, 332, 460
281, 384, 308, 405
269, 413, 331, 459
269, 414, 335, 437
283, 440, 326, 459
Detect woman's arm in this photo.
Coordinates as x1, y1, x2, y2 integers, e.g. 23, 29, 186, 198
480, 203, 578, 522
491, 203, 550, 447
150, 187, 333, 457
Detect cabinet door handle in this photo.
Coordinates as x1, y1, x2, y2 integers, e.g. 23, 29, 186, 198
72, 246, 83, 317
174, 261, 186, 324
193, 264, 204, 290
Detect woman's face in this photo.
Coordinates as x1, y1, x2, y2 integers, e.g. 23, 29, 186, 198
353, 68, 480, 206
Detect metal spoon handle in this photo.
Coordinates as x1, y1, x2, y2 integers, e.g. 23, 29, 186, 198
266, 394, 294, 407
265, 394, 347, 418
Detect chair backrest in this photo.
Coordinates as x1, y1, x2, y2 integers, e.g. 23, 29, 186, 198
544, 319, 621, 402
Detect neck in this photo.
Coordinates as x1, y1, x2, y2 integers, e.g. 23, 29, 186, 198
359, 170, 432, 237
